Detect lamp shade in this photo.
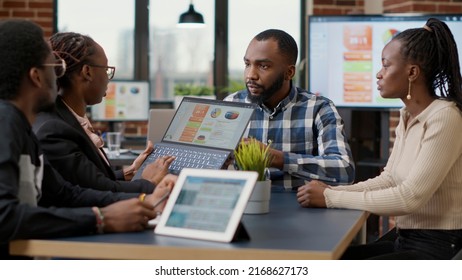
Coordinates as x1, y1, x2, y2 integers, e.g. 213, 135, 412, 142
178, 4, 204, 26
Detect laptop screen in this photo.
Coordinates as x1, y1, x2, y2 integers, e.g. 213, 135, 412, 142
162, 97, 255, 150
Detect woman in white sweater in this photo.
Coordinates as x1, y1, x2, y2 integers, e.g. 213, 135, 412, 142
297, 18, 462, 259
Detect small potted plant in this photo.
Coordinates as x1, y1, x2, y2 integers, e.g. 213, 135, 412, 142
234, 138, 273, 214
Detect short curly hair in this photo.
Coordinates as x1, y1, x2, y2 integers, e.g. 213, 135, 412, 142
254, 29, 298, 65
0, 19, 50, 100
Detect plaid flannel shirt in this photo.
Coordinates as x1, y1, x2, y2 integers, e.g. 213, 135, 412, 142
225, 86, 355, 190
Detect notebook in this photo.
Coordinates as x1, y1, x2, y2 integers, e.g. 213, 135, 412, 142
154, 168, 258, 242
147, 109, 176, 145
132, 97, 256, 179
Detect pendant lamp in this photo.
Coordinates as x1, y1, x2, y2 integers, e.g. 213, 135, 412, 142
178, 1, 205, 28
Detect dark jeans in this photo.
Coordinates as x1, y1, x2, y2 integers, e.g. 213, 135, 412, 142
341, 228, 462, 260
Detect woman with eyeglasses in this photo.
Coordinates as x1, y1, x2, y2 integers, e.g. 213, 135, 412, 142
33, 32, 174, 194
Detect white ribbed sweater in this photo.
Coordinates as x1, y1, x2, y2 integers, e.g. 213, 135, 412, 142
325, 99, 462, 230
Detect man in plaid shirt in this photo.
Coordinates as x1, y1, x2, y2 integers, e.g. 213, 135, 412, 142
225, 29, 355, 190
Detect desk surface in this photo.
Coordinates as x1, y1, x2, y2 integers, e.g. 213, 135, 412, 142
10, 191, 367, 260
107, 150, 140, 167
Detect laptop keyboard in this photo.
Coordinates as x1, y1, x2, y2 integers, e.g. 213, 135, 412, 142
148, 145, 229, 174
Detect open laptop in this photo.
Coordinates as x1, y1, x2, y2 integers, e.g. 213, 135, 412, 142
147, 109, 176, 145
154, 168, 258, 242
132, 97, 256, 179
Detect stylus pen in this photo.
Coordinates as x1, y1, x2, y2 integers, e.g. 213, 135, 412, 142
152, 191, 171, 208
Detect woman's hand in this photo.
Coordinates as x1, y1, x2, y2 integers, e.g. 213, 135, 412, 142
296, 180, 330, 208
141, 155, 175, 185
123, 141, 155, 180
132, 140, 155, 170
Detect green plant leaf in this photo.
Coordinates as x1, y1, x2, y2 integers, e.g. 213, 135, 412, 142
234, 138, 273, 181
174, 83, 214, 96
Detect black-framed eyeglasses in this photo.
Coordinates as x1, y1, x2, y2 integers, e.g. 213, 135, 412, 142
86, 64, 116, 80
42, 58, 67, 78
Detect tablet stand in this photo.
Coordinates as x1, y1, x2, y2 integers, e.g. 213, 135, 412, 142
232, 222, 250, 242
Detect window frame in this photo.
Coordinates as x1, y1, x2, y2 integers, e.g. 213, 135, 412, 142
53, 0, 307, 100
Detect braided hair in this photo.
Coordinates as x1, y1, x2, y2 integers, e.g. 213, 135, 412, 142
392, 18, 462, 111
49, 32, 98, 89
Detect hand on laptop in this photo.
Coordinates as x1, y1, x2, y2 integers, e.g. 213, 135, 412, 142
122, 141, 155, 180
141, 155, 175, 185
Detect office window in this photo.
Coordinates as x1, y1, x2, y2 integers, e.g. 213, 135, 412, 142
149, 0, 215, 100
228, 0, 301, 92
57, 1, 301, 100
57, 0, 135, 80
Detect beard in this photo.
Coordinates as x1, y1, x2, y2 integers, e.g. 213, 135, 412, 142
247, 73, 285, 106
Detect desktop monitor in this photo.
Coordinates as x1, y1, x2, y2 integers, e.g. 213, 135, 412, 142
90, 80, 150, 121
307, 14, 462, 109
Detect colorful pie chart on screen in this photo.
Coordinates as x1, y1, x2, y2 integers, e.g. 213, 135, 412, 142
210, 108, 222, 118
382, 29, 399, 44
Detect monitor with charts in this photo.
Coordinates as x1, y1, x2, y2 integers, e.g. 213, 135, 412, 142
91, 80, 150, 121
132, 97, 256, 179
307, 14, 462, 109
154, 168, 258, 242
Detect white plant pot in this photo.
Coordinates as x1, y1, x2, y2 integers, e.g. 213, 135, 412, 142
244, 179, 271, 214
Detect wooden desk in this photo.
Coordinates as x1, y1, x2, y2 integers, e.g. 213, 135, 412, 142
10, 192, 368, 260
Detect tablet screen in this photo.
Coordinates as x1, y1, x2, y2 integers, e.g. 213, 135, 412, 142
166, 176, 246, 232
155, 168, 258, 242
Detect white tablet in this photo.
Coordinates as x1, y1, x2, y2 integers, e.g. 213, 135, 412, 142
154, 168, 258, 242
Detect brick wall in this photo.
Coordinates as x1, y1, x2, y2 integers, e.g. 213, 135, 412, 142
384, 0, 462, 13
313, 0, 365, 14
0, 0, 54, 36
313, 0, 462, 13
